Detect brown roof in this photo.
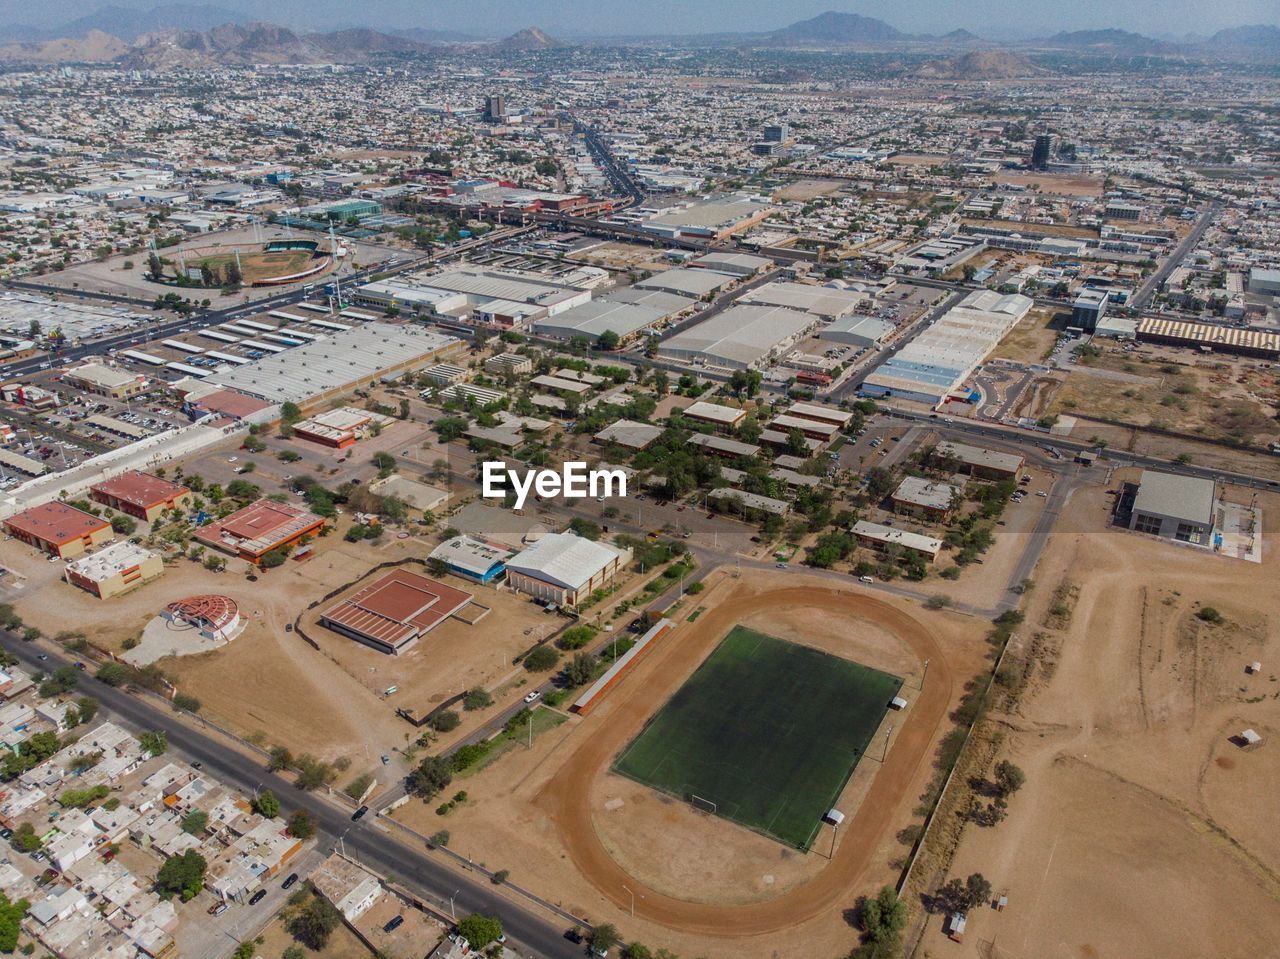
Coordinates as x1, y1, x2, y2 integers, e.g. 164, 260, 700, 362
4, 501, 111, 546
194, 499, 324, 556
92, 470, 189, 509
321, 569, 473, 648
195, 389, 272, 420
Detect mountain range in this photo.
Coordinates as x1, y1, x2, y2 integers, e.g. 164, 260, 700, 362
0, 8, 1276, 66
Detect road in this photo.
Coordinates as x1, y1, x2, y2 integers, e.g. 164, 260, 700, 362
832, 287, 969, 400
0, 632, 585, 959
1132, 202, 1221, 309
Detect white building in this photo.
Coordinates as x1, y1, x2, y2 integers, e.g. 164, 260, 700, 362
505, 533, 631, 606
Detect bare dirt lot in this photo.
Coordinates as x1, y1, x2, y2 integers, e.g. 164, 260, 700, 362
994, 307, 1065, 366
772, 179, 845, 202
393, 571, 991, 958
992, 171, 1105, 197
931, 477, 1280, 958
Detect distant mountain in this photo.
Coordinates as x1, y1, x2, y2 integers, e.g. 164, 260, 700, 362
1042, 28, 1173, 55
309, 28, 433, 57
770, 11, 906, 44
941, 29, 982, 42
1203, 24, 1280, 59
0, 29, 129, 63
917, 48, 1046, 80
391, 26, 479, 44
5, 4, 247, 43
495, 27, 561, 51
114, 21, 429, 68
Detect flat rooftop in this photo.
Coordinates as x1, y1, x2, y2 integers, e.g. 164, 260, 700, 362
91, 471, 188, 509
194, 498, 323, 555
1133, 470, 1217, 526
4, 501, 109, 545
64, 541, 157, 582
322, 569, 473, 648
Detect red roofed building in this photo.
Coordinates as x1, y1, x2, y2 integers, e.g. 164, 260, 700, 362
192, 389, 273, 422
3, 501, 113, 558
194, 498, 324, 564
320, 569, 473, 655
91, 471, 192, 522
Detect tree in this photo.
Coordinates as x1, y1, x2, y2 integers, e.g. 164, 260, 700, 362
288, 895, 340, 950
993, 760, 1025, 798
11, 823, 42, 853
597, 329, 620, 351
592, 923, 621, 954
428, 709, 460, 733
964, 872, 993, 910
410, 755, 453, 800
280, 401, 302, 425
139, 730, 167, 756
255, 790, 280, 818
0, 891, 29, 952
182, 810, 208, 835
110, 514, 137, 534
463, 688, 493, 711
456, 914, 503, 950
564, 652, 596, 687
524, 645, 559, 672
854, 885, 907, 957
268, 745, 294, 772
155, 850, 207, 901
287, 810, 316, 839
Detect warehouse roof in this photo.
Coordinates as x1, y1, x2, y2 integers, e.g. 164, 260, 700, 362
936, 441, 1024, 474
739, 280, 868, 319
91, 471, 188, 510
820, 314, 894, 343
208, 323, 459, 404
507, 533, 625, 591
534, 300, 665, 341
429, 535, 511, 578
660, 304, 814, 368
634, 267, 735, 298
1132, 470, 1217, 526
605, 287, 696, 315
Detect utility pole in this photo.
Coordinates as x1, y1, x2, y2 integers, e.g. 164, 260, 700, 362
882, 724, 893, 762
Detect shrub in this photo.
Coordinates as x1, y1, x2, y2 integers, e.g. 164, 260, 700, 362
524, 645, 559, 672
462, 688, 492, 711
428, 710, 460, 733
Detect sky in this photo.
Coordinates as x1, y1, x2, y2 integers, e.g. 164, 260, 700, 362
6, 0, 1278, 38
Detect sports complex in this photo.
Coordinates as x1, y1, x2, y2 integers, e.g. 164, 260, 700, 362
165, 239, 337, 287
613, 625, 902, 851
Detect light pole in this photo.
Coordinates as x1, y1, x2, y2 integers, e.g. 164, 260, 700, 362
623, 884, 634, 918
448, 889, 459, 921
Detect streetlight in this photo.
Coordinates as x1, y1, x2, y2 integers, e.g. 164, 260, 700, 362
448, 889, 459, 921
623, 884, 634, 918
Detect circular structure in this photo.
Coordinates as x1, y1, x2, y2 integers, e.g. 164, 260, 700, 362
160, 240, 335, 288
535, 581, 954, 937
162, 594, 242, 642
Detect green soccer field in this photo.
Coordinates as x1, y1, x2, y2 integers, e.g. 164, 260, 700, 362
612, 626, 902, 851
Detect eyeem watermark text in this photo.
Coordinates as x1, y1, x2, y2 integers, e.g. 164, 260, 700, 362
482, 461, 627, 511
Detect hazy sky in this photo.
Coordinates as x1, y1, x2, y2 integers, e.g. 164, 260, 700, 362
7, 0, 1278, 37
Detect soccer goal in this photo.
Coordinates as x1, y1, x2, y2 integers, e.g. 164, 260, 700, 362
689, 794, 717, 815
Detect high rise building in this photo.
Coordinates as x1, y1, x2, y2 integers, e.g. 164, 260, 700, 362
1032, 133, 1054, 170
762, 123, 790, 143
484, 94, 505, 122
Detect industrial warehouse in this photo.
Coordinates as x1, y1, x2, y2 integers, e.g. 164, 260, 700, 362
659, 304, 818, 370
204, 322, 462, 405
354, 266, 592, 327
862, 290, 1033, 406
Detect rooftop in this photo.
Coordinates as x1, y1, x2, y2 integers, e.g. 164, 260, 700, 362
507, 533, 626, 592
1133, 470, 1217, 526
64, 541, 157, 582
322, 569, 473, 648
4, 501, 110, 545
91, 470, 189, 510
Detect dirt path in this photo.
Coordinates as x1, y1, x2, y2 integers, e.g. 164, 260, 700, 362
535, 581, 956, 937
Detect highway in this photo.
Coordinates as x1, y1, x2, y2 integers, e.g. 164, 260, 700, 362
0, 632, 586, 959
1132, 201, 1221, 309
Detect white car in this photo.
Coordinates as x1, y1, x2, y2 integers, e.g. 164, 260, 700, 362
523, 690, 542, 705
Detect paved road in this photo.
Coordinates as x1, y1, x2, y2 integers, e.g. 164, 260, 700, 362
1133, 202, 1221, 309
0, 632, 584, 959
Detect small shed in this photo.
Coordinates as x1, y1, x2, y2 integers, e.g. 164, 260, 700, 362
890, 695, 909, 711
1246, 661, 1262, 675
1239, 728, 1263, 749
823, 808, 846, 826
948, 912, 967, 942
996, 894, 1008, 911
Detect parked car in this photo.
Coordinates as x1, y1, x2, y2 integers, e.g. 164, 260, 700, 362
208, 901, 228, 916
523, 690, 541, 705
383, 915, 404, 933
249, 889, 267, 905
281, 873, 298, 890
352, 805, 369, 822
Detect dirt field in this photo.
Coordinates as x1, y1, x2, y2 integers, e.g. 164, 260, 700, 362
567, 241, 672, 274
772, 179, 844, 202
185, 248, 320, 284
993, 171, 1105, 197
931, 477, 1280, 958
393, 571, 991, 958
993, 308, 1064, 365
1046, 349, 1280, 449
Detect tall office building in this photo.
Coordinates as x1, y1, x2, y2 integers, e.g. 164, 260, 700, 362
762, 123, 790, 143
1031, 133, 1054, 170
484, 94, 506, 122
